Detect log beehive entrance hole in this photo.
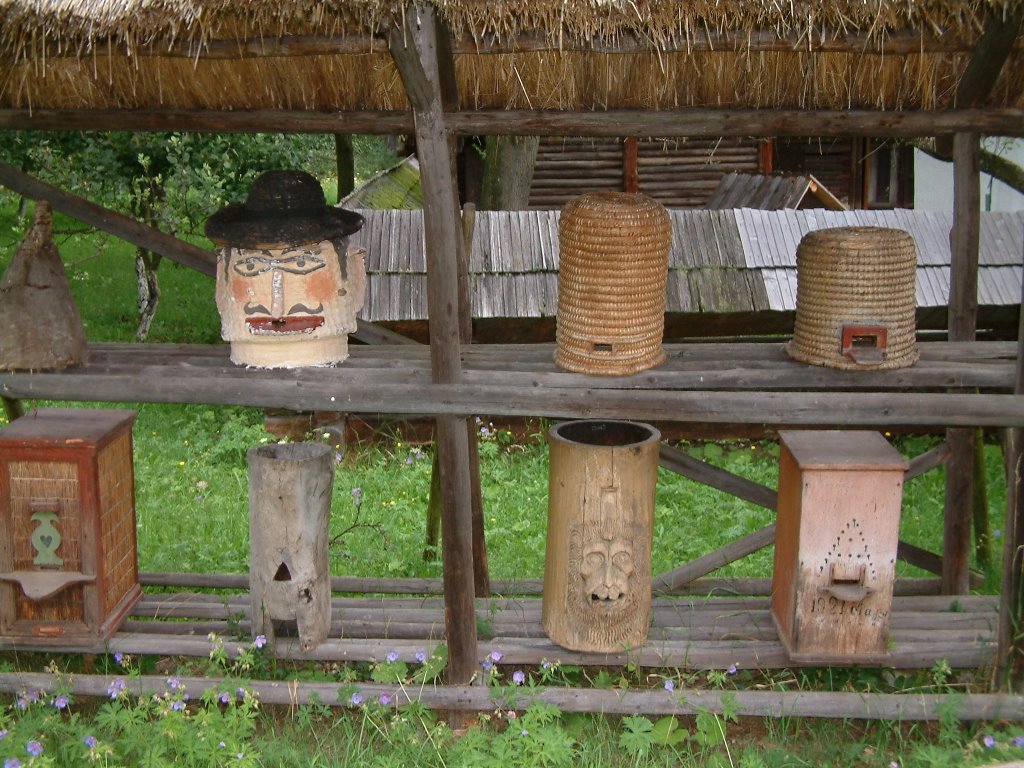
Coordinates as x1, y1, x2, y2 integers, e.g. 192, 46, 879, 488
273, 562, 292, 582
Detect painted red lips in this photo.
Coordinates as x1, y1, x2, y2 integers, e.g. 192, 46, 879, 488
246, 316, 325, 334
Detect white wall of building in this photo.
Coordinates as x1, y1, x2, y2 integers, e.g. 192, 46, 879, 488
914, 138, 1024, 212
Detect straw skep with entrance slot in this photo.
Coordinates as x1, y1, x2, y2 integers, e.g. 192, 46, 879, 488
787, 226, 919, 371
555, 191, 671, 376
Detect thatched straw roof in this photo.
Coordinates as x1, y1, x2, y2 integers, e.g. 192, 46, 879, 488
1, 1, 1022, 113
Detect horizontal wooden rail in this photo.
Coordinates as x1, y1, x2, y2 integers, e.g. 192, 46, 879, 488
3, 108, 1024, 138
4, 342, 1019, 428
1, 672, 1020, 721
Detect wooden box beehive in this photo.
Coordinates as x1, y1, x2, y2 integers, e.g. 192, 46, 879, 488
771, 430, 907, 662
0, 409, 141, 644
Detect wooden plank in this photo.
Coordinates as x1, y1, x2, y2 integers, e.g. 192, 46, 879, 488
3, 671, 1021, 721
7, 108, 1024, 139
659, 444, 777, 508
6, 369, 1024, 426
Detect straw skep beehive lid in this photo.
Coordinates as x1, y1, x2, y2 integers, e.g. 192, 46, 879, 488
787, 227, 919, 371
555, 191, 670, 376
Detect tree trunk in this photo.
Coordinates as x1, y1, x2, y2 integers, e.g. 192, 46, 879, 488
479, 136, 539, 210
134, 249, 161, 341
335, 134, 355, 201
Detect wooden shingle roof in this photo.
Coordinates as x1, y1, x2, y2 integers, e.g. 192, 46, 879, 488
349, 208, 1024, 322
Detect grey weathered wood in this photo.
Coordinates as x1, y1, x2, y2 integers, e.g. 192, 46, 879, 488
389, 3, 477, 685
659, 444, 777, 509
654, 525, 777, 593
3, 671, 1021, 721
944, 132, 983, 595
0, 162, 216, 276
7, 367, 1024, 426
998, 261, 1024, 687
5, 108, 1024, 139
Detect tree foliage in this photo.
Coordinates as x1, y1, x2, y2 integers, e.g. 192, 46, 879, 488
0, 130, 337, 237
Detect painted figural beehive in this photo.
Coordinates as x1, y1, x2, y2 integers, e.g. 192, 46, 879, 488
555, 191, 671, 376
771, 430, 907, 662
0, 409, 141, 644
787, 226, 918, 370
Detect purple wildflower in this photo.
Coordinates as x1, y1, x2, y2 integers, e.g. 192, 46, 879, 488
405, 456, 414, 465
350, 692, 364, 706
166, 676, 181, 690
664, 679, 675, 692
83, 735, 98, 750
4, 758, 21, 768
415, 650, 427, 664
107, 678, 127, 699
488, 650, 503, 663
983, 735, 997, 749
379, 693, 393, 706
113, 652, 124, 665
512, 669, 526, 685
171, 700, 186, 711
0, 730, 6, 741
220, 692, 232, 705
1014, 735, 1024, 747
236, 687, 247, 699
253, 634, 267, 649
25, 741, 43, 757
25, 692, 38, 704
14, 697, 27, 711
53, 694, 69, 709
351, 487, 362, 506
727, 664, 738, 675
521, 729, 529, 736
386, 650, 399, 663
482, 660, 493, 671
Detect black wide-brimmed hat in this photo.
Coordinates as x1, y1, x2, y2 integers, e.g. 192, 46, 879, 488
205, 170, 363, 249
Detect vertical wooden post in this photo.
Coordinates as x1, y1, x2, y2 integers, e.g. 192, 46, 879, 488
996, 252, 1024, 688
389, 4, 477, 684
943, 131, 981, 595
459, 204, 490, 597
623, 137, 639, 193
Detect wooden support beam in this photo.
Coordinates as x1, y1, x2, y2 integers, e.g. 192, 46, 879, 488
998, 263, 1024, 688
3, 671, 1022, 721
16, 27, 984, 61
654, 525, 776, 593
944, 132, 982, 596
0, 161, 216, 276
658, 444, 776, 509
389, 3, 477, 685
936, 8, 1023, 155
4, 108, 1024, 139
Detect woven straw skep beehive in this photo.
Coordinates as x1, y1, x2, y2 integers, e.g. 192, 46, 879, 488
787, 226, 918, 371
555, 191, 671, 376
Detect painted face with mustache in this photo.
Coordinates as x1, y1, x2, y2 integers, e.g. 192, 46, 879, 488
216, 239, 366, 368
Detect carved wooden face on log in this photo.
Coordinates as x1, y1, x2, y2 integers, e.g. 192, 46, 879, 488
580, 536, 634, 604
215, 239, 366, 368
566, 523, 649, 648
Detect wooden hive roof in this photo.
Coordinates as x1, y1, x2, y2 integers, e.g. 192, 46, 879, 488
707, 172, 847, 211
1, 1, 1023, 113
348, 207, 1024, 322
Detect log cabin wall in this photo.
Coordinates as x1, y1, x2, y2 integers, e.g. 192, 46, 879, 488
530, 136, 914, 210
